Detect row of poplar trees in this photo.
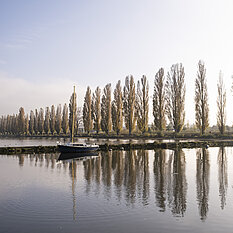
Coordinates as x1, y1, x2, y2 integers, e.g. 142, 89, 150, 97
0, 103, 79, 135
83, 60, 226, 135
0, 60, 227, 136
82, 75, 149, 136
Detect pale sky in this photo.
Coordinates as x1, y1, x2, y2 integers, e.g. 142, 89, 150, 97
1, 0, 233, 125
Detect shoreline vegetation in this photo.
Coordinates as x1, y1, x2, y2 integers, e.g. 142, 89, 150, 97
1, 133, 233, 155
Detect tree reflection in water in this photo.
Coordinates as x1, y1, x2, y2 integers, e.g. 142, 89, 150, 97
124, 150, 150, 206
28, 153, 58, 169
154, 149, 187, 217
9, 147, 230, 221
83, 154, 98, 195
154, 149, 166, 212
113, 150, 124, 202
82, 150, 150, 206
218, 146, 228, 209
167, 149, 187, 217
196, 148, 210, 221
124, 150, 137, 205
137, 150, 149, 206
18, 154, 24, 167
102, 151, 112, 199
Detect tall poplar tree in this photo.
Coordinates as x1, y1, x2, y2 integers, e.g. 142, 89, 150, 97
6, 115, 11, 134
101, 83, 112, 134
6, 115, 10, 135
217, 71, 226, 134
1, 116, 5, 134
55, 104, 62, 135
13, 114, 18, 135
34, 109, 39, 135
2, 116, 6, 134
123, 75, 136, 135
92, 86, 101, 134
62, 103, 69, 135
136, 75, 149, 133
153, 68, 166, 131
195, 60, 209, 135
18, 107, 25, 135
38, 108, 44, 134
12, 115, 16, 134
166, 63, 186, 133
0, 116, 4, 134
83, 86, 92, 134
29, 111, 34, 135
44, 107, 50, 135
50, 105, 56, 135
25, 114, 29, 135
77, 107, 83, 133
10, 115, 14, 134
112, 80, 123, 135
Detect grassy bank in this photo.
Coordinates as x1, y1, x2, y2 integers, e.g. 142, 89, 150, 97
1, 139, 233, 155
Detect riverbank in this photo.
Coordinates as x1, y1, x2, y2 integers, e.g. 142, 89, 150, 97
0, 139, 233, 155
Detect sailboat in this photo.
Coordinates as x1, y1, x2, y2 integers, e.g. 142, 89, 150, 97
57, 86, 99, 154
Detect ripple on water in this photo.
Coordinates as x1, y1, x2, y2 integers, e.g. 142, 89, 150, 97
0, 187, 75, 226
76, 193, 139, 226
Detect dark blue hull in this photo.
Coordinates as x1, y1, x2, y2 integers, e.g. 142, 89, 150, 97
57, 145, 99, 153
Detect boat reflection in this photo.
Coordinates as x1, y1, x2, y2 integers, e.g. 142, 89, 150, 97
58, 152, 99, 161
70, 160, 77, 220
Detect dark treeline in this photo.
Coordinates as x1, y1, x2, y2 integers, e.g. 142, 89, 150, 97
0, 61, 228, 136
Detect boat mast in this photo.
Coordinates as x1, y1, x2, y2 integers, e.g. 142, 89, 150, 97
71, 86, 75, 143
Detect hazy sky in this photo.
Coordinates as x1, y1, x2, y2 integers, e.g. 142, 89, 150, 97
1, 0, 233, 125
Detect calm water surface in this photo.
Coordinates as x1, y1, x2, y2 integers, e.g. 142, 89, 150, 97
1, 147, 233, 233
0, 137, 157, 147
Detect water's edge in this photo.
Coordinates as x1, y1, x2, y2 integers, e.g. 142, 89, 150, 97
1, 139, 233, 154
